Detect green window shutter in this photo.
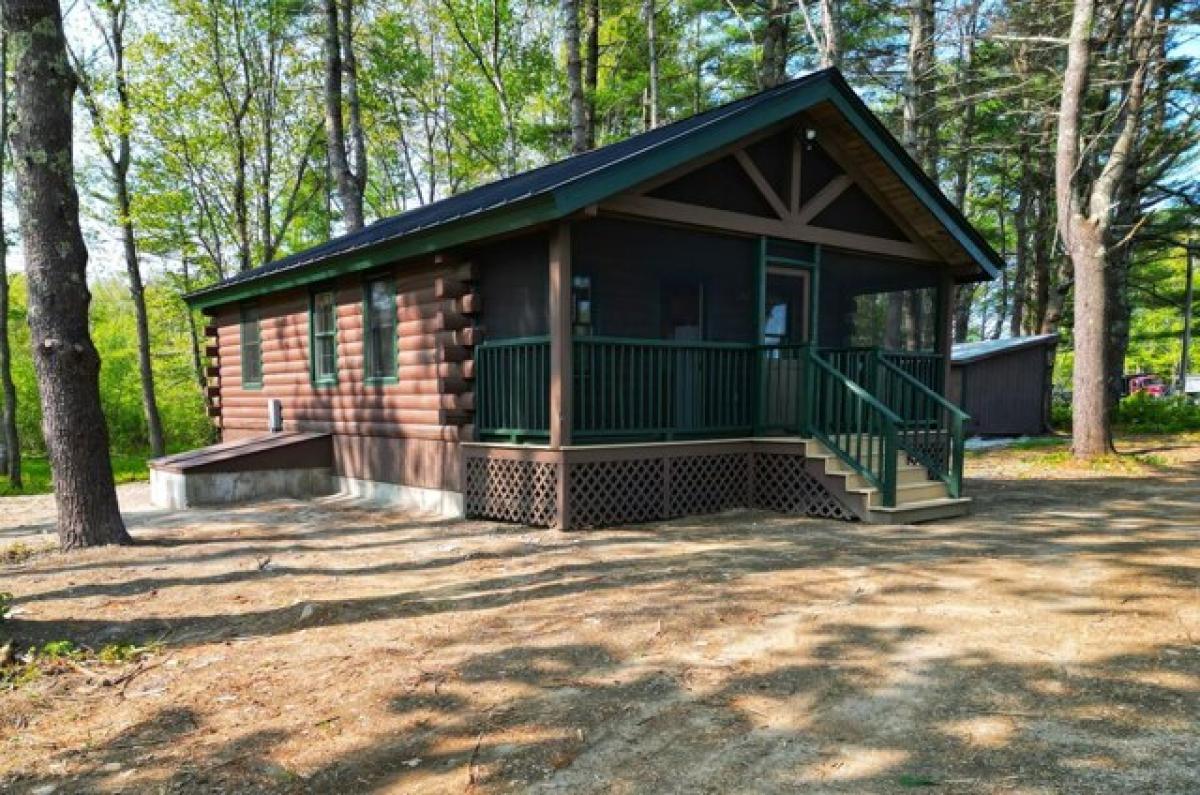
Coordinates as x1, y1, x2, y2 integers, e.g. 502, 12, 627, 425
240, 304, 263, 390
310, 290, 339, 386
364, 278, 397, 383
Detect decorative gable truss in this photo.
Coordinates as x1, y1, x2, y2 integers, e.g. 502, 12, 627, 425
602, 119, 941, 263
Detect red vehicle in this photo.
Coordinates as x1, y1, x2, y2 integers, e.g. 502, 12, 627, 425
1126, 374, 1167, 398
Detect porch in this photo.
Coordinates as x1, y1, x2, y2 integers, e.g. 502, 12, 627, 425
468, 338, 966, 526
466, 221, 970, 528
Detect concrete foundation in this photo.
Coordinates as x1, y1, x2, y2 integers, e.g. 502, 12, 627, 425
332, 476, 464, 518
150, 466, 335, 510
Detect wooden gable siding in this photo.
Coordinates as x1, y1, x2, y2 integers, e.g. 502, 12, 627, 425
602, 121, 942, 264
206, 258, 479, 443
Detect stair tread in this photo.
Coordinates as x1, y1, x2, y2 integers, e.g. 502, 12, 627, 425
839, 479, 946, 494
871, 496, 971, 512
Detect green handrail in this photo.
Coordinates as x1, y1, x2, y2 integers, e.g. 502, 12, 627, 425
806, 348, 902, 506
873, 352, 969, 497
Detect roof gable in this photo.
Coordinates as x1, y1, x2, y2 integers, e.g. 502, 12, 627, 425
188, 69, 1000, 311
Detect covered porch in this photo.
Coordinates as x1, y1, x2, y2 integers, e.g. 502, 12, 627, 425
467, 222, 967, 525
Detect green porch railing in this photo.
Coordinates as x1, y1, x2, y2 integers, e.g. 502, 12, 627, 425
474, 335, 551, 440
573, 336, 767, 439
872, 352, 968, 498
475, 337, 809, 441
806, 348, 901, 506
474, 337, 965, 505
822, 347, 944, 395
881, 350, 944, 394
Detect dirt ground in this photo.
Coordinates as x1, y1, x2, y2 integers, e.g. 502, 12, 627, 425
1, 436, 1198, 794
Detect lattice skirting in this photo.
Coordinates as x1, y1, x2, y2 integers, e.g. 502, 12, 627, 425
464, 443, 856, 529
752, 453, 855, 521
463, 455, 558, 526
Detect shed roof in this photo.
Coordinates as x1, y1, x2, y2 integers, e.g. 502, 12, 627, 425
952, 334, 1060, 365
187, 68, 1002, 311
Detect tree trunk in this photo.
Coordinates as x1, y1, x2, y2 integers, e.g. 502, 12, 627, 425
0, 28, 19, 488
644, 0, 659, 129
758, 0, 790, 89
109, 2, 165, 458
340, 0, 367, 215
181, 252, 206, 391
953, 286, 973, 343
1009, 160, 1032, 337
818, 0, 840, 68
4, 0, 128, 548
1069, 217, 1110, 455
563, 0, 587, 152
1056, 0, 1155, 458
323, 0, 364, 230
116, 178, 165, 458
583, 0, 599, 148
903, 0, 938, 178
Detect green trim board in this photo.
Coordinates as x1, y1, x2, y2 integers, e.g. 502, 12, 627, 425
239, 304, 263, 390
362, 276, 399, 384
187, 70, 998, 313
309, 288, 339, 387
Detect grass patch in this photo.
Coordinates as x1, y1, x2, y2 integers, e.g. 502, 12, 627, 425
0, 451, 149, 497
2, 540, 55, 565
0, 636, 162, 690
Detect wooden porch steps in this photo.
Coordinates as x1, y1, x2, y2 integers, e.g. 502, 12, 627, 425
799, 438, 971, 524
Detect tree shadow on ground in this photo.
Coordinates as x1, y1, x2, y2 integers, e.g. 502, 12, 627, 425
7, 469, 1200, 650
11, 629, 1199, 793
4, 462, 1200, 792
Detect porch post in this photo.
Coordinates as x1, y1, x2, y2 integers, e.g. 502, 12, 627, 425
548, 222, 573, 448
936, 270, 954, 393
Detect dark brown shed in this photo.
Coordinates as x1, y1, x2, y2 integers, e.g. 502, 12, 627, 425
948, 334, 1059, 437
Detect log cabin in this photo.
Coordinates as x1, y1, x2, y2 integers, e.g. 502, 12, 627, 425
163, 68, 1000, 526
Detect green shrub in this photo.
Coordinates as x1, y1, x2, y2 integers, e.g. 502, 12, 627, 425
1051, 400, 1072, 431
0, 592, 11, 622
39, 639, 80, 660
1115, 393, 1200, 433
1050, 394, 1200, 435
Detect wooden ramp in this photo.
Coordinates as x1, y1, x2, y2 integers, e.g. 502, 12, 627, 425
150, 432, 332, 474
149, 433, 333, 509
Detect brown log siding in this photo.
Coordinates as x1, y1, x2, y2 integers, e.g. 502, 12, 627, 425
207, 260, 480, 473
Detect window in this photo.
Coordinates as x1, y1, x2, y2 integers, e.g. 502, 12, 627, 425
240, 305, 262, 389
364, 278, 397, 382
310, 290, 338, 385
572, 275, 593, 336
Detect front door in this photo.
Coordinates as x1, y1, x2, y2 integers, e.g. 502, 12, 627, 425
762, 268, 811, 431
763, 267, 811, 344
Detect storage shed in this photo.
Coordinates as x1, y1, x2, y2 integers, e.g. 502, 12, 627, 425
949, 334, 1059, 437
